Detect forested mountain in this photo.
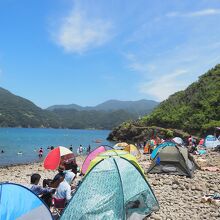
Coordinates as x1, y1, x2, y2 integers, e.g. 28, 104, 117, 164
0, 87, 153, 129
53, 109, 136, 130
0, 87, 59, 128
108, 64, 220, 140
145, 64, 220, 134
47, 103, 84, 111
47, 99, 159, 116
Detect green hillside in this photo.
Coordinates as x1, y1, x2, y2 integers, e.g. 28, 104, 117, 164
145, 64, 220, 134
0, 88, 59, 128
108, 64, 220, 140
52, 109, 137, 130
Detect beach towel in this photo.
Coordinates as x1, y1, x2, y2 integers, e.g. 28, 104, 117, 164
201, 166, 220, 172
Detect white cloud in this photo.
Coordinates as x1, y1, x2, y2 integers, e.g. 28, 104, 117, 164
54, 9, 113, 54
124, 53, 156, 75
166, 8, 220, 18
139, 70, 188, 101
125, 40, 220, 101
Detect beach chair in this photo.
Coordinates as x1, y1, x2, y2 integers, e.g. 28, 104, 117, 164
52, 197, 66, 217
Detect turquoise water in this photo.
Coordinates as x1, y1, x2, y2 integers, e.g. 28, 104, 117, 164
0, 128, 112, 166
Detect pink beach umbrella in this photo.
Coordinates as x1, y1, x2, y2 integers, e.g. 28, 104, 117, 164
81, 146, 107, 175
44, 146, 76, 170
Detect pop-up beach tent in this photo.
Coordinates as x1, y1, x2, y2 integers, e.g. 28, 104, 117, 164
81, 145, 109, 175
172, 137, 184, 145
204, 135, 220, 149
123, 144, 141, 159
86, 149, 144, 175
148, 143, 196, 177
114, 142, 128, 150
151, 141, 176, 160
61, 157, 159, 220
114, 143, 141, 159
0, 182, 53, 220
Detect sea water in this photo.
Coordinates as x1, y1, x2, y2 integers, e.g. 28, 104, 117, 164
0, 128, 112, 166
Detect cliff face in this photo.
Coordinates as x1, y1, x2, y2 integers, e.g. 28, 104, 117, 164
107, 121, 191, 143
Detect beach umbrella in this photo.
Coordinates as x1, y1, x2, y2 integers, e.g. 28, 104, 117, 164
0, 183, 53, 220
81, 145, 107, 175
44, 146, 76, 170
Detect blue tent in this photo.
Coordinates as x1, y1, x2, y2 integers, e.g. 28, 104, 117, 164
151, 142, 176, 159
61, 157, 159, 220
205, 135, 220, 148
0, 183, 53, 220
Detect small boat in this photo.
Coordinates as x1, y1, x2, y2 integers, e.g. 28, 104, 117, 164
93, 139, 102, 143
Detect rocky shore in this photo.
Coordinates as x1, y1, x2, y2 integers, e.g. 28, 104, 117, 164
140, 151, 220, 220
0, 152, 219, 219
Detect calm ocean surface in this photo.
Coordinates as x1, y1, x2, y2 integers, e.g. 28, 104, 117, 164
0, 128, 113, 166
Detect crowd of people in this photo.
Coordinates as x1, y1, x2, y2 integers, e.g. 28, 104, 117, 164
37, 144, 91, 158
141, 135, 211, 155
28, 162, 79, 212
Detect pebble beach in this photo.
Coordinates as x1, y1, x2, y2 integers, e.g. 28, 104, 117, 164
0, 152, 219, 220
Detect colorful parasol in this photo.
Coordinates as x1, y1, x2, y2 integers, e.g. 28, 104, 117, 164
44, 146, 76, 170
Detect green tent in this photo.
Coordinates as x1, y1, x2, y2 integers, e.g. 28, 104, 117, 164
148, 144, 197, 177
61, 157, 159, 220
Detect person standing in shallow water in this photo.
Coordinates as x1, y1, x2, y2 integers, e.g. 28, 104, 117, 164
38, 147, 43, 158
69, 145, 73, 151
87, 145, 91, 153
79, 145, 83, 155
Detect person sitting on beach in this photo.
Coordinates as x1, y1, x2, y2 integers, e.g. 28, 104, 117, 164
1, 150, 4, 153
29, 173, 55, 207
54, 171, 75, 203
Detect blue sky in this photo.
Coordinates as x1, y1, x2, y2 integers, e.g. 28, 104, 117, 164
0, 0, 220, 108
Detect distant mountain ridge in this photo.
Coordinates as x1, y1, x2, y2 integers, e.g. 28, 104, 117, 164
47, 99, 159, 116
0, 87, 158, 129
